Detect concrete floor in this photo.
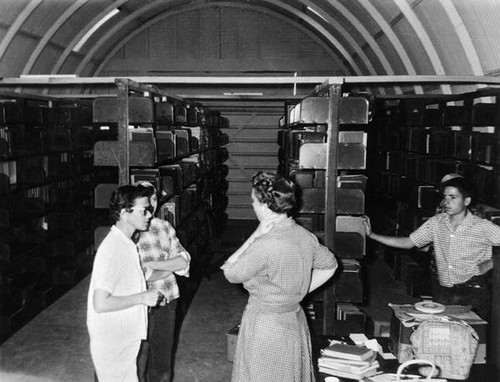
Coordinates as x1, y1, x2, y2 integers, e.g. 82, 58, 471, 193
172, 271, 247, 382
0, 276, 94, 382
0, 219, 420, 382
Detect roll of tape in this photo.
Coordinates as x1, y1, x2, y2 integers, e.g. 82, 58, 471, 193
414, 301, 445, 314
325, 377, 340, 382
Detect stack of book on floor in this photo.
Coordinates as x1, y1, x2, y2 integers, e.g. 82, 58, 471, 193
318, 342, 379, 380
336, 302, 364, 320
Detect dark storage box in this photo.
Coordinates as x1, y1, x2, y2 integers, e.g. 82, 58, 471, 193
226, 324, 239, 362
93, 97, 154, 123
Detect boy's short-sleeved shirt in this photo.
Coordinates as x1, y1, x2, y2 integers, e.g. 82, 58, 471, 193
410, 212, 500, 287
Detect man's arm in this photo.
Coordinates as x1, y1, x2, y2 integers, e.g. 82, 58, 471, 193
143, 257, 188, 282
162, 222, 191, 276
93, 288, 161, 313
368, 232, 415, 249
143, 257, 188, 272
364, 216, 415, 249
145, 269, 173, 282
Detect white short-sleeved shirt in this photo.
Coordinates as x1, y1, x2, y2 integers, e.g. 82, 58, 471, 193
87, 226, 147, 344
410, 212, 500, 287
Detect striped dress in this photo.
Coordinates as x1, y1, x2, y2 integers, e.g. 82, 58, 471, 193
223, 217, 337, 382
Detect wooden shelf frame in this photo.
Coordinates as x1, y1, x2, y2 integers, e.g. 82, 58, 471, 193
112, 78, 185, 185
2, 75, 500, 86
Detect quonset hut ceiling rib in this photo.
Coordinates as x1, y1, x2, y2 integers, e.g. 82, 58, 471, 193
87, 0, 418, 94
440, 0, 483, 76
76, 0, 208, 76
51, 0, 129, 75
0, 0, 42, 59
22, 0, 89, 75
324, 1, 395, 94
458, 0, 500, 76
356, 0, 423, 94
303, 1, 388, 95
395, 0, 450, 94
84, 1, 361, 78
269, 0, 362, 75
93, 2, 352, 78
72, 0, 459, 95
0, 0, 498, 96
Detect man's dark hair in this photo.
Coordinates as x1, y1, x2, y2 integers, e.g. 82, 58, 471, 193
441, 176, 475, 201
109, 185, 150, 224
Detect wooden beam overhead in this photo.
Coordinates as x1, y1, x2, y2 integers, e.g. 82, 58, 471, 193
341, 75, 500, 85
2, 75, 500, 87
0, 76, 331, 85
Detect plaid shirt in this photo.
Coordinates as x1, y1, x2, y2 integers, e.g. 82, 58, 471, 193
136, 217, 191, 304
410, 212, 500, 287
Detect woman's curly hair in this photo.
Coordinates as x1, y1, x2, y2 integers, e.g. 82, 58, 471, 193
251, 171, 296, 214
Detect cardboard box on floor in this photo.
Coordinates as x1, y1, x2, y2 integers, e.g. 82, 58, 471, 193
226, 324, 239, 362
389, 304, 487, 364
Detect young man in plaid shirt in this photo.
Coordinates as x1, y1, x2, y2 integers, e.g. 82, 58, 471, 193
364, 177, 500, 319
135, 182, 191, 382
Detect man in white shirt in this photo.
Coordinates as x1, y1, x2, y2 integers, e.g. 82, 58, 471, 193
87, 185, 162, 381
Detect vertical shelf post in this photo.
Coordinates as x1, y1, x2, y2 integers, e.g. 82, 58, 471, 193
492, 246, 500, 379
116, 79, 130, 186
323, 81, 342, 334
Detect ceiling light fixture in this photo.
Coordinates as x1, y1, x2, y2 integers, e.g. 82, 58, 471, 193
307, 6, 327, 22
20, 74, 78, 78
223, 92, 264, 96
73, 9, 120, 52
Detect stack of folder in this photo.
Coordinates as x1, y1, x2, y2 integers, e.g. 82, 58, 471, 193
318, 342, 379, 380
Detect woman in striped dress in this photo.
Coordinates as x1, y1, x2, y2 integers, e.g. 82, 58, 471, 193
222, 171, 338, 382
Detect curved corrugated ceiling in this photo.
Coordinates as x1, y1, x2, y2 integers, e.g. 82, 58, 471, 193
0, 0, 499, 94
92, 2, 352, 77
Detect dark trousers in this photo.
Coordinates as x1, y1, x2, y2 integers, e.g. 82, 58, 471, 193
138, 299, 178, 382
433, 273, 491, 320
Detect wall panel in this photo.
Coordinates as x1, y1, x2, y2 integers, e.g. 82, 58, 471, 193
101, 7, 338, 76
124, 30, 149, 59
199, 8, 220, 60
224, 111, 281, 219
176, 10, 200, 60
149, 19, 177, 60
